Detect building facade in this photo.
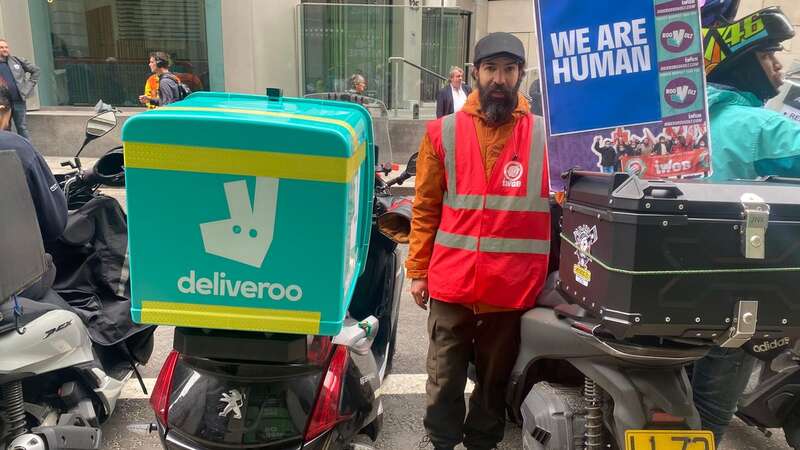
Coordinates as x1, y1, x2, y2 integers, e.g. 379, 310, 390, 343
0, 0, 796, 113
0, 0, 515, 112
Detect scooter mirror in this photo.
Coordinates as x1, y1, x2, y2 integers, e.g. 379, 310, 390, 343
405, 152, 419, 176
86, 111, 117, 138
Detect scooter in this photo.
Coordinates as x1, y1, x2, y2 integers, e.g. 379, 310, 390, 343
734, 336, 800, 449
0, 105, 152, 450
506, 171, 800, 450
507, 273, 711, 450
143, 94, 416, 450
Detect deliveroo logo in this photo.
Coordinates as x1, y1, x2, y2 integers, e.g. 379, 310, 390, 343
200, 177, 279, 268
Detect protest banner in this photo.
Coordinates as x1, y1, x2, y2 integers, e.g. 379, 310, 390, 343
620, 148, 710, 178
533, 0, 712, 189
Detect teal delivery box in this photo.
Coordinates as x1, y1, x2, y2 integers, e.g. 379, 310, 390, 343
122, 91, 374, 336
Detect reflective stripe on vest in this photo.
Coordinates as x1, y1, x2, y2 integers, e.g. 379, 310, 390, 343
435, 113, 550, 255
436, 230, 550, 254
440, 113, 549, 212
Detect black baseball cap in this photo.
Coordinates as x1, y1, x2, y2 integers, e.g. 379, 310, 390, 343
473, 32, 526, 66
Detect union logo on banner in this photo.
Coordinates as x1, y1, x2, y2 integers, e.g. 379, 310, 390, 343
621, 149, 710, 178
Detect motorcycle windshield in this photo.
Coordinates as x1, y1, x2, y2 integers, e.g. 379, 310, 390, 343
166, 355, 323, 447
303, 92, 393, 167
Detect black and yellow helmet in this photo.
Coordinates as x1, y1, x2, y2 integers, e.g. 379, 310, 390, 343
702, 7, 794, 100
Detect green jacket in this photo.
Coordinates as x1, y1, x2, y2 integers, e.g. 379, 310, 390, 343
708, 84, 800, 180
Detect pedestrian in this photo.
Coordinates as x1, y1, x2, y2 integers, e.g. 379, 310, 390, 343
0, 38, 40, 139
527, 78, 543, 116
143, 73, 160, 110
406, 32, 550, 450
436, 66, 472, 118
593, 137, 617, 173
350, 73, 367, 95
0, 84, 66, 244
138, 52, 181, 108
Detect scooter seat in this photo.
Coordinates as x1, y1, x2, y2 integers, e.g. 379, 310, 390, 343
0, 295, 62, 336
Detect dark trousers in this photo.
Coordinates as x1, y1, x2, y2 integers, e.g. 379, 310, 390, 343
692, 347, 755, 446
12, 101, 29, 139
424, 300, 523, 450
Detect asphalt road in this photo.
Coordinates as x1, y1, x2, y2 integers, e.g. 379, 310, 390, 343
86, 184, 791, 450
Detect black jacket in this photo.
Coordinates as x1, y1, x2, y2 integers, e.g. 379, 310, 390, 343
436, 84, 472, 118
0, 131, 67, 242
653, 142, 672, 155
594, 141, 618, 167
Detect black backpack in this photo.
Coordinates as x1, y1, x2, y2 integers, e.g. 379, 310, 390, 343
160, 73, 192, 101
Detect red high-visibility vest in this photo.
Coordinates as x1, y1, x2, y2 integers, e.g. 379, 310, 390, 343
427, 111, 551, 310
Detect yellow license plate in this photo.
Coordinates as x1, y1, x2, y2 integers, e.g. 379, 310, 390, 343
625, 430, 715, 450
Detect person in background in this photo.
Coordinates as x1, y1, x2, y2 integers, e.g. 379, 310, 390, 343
0, 84, 66, 244
436, 66, 472, 118
693, 6, 800, 446
653, 135, 671, 155
143, 73, 160, 110
0, 38, 40, 139
593, 137, 617, 173
671, 135, 690, 153
527, 78, 543, 116
350, 73, 367, 95
138, 52, 180, 108
640, 137, 654, 157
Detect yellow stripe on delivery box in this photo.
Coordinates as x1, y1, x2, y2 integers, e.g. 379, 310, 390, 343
124, 141, 366, 183
162, 106, 360, 147
141, 300, 322, 334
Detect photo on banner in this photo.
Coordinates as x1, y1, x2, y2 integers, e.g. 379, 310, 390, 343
533, 0, 712, 190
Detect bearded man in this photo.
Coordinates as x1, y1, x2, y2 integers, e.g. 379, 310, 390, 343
406, 32, 551, 450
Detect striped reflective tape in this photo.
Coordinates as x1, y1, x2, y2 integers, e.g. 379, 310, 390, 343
435, 230, 478, 251
140, 300, 322, 334
441, 113, 549, 212
480, 237, 550, 254
435, 231, 549, 255
124, 140, 366, 183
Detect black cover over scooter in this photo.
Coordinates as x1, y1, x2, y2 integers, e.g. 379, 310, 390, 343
45, 195, 154, 357
558, 171, 800, 340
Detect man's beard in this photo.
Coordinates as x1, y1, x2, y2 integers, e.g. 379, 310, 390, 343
478, 78, 521, 126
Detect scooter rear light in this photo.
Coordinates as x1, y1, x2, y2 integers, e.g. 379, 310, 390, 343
304, 345, 350, 441
150, 350, 180, 425
307, 335, 333, 366
649, 410, 686, 425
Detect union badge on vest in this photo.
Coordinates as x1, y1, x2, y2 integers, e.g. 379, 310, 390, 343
502, 161, 523, 188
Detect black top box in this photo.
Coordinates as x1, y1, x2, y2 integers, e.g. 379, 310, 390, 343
557, 171, 800, 344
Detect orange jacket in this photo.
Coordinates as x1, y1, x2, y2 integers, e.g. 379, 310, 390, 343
406, 90, 531, 313
144, 74, 159, 110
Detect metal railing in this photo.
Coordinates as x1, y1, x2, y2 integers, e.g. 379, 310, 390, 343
388, 56, 448, 82
388, 56, 450, 117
